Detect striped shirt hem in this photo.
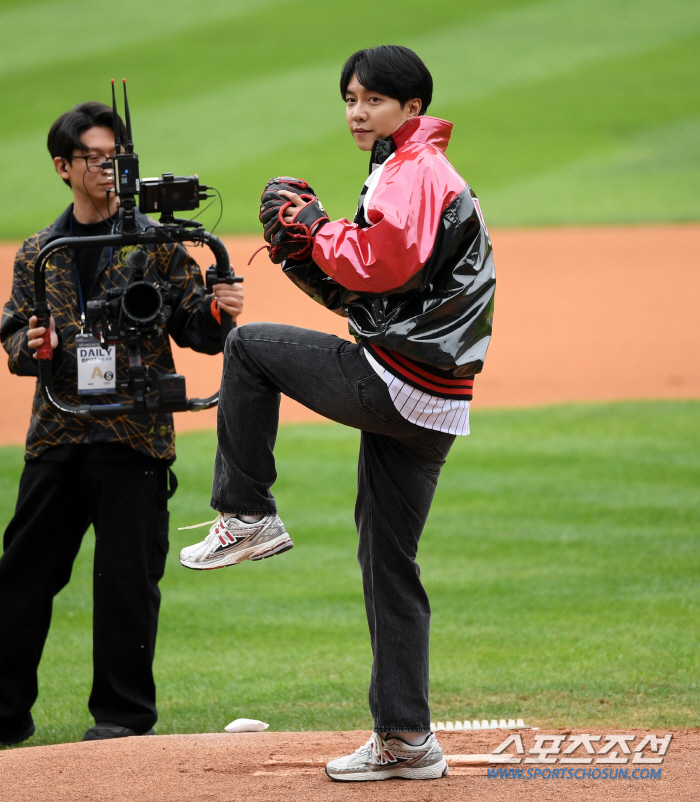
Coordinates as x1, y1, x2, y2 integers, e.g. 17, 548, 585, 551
363, 349, 470, 437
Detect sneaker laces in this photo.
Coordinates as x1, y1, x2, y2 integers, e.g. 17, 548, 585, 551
178, 516, 220, 531
365, 732, 397, 766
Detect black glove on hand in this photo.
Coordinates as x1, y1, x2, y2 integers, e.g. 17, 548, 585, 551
259, 177, 329, 264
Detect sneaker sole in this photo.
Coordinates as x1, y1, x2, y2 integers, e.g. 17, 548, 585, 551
250, 539, 294, 561
326, 760, 448, 782
180, 536, 294, 570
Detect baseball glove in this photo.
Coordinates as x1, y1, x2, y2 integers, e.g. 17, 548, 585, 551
259, 177, 329, 264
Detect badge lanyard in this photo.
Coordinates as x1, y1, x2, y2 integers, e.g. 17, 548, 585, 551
70, 212, 117, 334
71, 212, 118, 394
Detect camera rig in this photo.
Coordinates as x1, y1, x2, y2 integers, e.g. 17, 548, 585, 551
32, 79, 242, 417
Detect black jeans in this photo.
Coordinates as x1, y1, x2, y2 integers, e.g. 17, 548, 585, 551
0, 446, 170, 739
212, 324, 454, 732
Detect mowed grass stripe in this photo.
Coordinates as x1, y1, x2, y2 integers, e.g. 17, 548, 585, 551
484, 115, 700, 224
0, 401, 697, 747
0, 0, 491, 236
0, 0, 495, 140
423, 0, 700, 107
4, 0, 696, 106
0, 0, 293, 77
445, 32, 700, 222
1, 0, 698, 235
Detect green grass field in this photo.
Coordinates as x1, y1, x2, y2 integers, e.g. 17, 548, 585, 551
1, 0, 699, 238
1, 401, 698, 747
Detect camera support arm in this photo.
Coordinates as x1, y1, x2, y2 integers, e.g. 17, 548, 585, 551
33, 225, 240, 418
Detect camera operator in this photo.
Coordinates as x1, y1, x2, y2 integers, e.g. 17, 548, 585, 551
0, 102, 243, 745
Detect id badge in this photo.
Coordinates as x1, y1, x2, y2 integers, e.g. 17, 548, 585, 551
76, 334, 117, 395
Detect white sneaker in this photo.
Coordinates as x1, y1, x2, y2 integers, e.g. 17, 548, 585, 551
325, 732, 448, 782
179, 514, 293, 570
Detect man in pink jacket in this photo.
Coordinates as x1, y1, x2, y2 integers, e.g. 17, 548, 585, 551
181, 45, 495, 782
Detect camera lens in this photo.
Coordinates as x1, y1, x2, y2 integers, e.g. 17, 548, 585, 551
122, 282, 162, 323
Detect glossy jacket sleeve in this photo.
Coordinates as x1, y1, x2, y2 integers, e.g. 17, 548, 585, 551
311, 146, 465, 295
282, 258, 347, 316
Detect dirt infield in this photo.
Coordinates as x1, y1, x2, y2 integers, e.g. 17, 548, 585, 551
1, 728, 697, 801
0, 224, 698, 445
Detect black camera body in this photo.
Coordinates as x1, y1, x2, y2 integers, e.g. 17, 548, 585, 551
84, 248, 181, 404
139, 173, 203, 218
113, 152, 139, 196
86, 249, 173, 346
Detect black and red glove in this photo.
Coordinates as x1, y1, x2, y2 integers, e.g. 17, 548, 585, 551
259, 177, 329, 264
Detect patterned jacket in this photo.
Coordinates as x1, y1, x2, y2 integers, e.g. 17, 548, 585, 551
1, 205, 224, 462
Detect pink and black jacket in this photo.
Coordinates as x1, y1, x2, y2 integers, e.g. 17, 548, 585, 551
283, 116, 496, 399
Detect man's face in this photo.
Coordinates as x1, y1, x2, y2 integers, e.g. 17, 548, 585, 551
54, 126, 117, 205
345, 74, 421, 151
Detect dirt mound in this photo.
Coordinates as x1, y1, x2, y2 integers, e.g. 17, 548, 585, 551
1, 728, 696, 801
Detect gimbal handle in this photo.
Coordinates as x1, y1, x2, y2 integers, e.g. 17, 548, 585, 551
32, 225, 237, 418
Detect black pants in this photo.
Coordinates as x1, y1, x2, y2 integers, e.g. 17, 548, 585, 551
212, 324, 454, 732
0, 446, 171, 739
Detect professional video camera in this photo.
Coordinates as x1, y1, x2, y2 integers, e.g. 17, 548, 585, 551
33, 80, 242, 417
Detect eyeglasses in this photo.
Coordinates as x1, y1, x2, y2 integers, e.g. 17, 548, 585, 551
71, 153, 117, 173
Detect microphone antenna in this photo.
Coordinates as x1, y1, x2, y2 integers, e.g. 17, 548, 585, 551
123, 78, 134, 154
111, 79, 121, 153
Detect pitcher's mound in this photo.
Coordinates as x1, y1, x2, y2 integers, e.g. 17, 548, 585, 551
1, 728, 697, 801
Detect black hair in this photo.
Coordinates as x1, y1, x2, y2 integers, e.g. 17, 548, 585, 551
340, 45, 433, 115
48, 101, 127, 186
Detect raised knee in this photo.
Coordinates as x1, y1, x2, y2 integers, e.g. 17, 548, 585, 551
223, 323, 276, 370
236, 322, 278, 341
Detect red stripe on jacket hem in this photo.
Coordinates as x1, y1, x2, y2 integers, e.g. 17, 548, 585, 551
365, 343, 474, 399
389, 349, 474, 387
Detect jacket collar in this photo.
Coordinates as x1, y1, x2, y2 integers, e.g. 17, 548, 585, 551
369, 116, 453, 171
391, 116, 453, 151
46, 204, 75, 242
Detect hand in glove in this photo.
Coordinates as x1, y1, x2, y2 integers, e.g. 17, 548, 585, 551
259, 177, 329, 264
